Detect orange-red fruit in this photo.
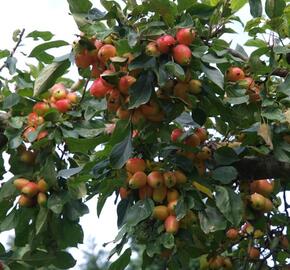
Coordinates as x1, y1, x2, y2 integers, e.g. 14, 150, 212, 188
167, 200, 178, 215
196, 146, 212, 160
54, 99, 71, 113
171, 128, 183, 142
156, 35, 176, 54
172, 44, 192, 65
163, 171, 177, 188
19, 149, 36, 164
97, 44, 116, 63
280, 235, 289, 250
67, 92, 78, 104
263, 198, 273, 212
140, 100, 160, 117
33, 102, 50, 116
119, 187, 130, 200
131, 109, 145, 125
250, 179, 274, 197
226, 228, 239, 241
250, 193, 266, 211
248, 247, 260, 260
91, 63, 104, 78
240, 77, 255, 89
185, 133, 200, 147
153, 186, 167, 203
138, 185, 153, 200
21, 182, 39, 198
13, 178, 30, 191
118, 75, 136, 95
129, 171, 147, 189
126, 158, 146, 174
117, 107, 130, 120
222, 257, 233, 269
145, 42, 160, 57
164, 215, 179, 234
226, 67, 245, 82
27, 112, 44, 127
75, 49, 92, 69
208, 256, 224, 269
37, 130, 48, 141
188, 79, 202, 94
51, 83, 68, 100
37, 192, 47, 206
195, 127, 207, 143
37, 179, 48, 193
174, 170, 187, 184
176, 28, 195, 45
153, 205, 169, 221
147, 171, 164, 188
90, 78, 111, 98
18, 195, 34, 207
167, 189, 179, 202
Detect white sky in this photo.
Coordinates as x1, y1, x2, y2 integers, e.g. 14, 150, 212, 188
0, 1, 263, 269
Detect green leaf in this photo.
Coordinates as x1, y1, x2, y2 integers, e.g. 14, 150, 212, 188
212, 166, 238, 184
67, 0, 92, 13
2, 93, 20, 109
35, 207, 48, 235
164, 62, 185, 81
47, 193, 68, 214
33, 59, 70, 96
244, 38, 267, 48
6, 56, 17, 75
201, 63, 224, 90
177, 0, 197, 12
277, 75, 290, 96
109, 248, 132, 270
26, 31, 54, 41
29, 40, 69, 63
52, 251, 76, 269
230, 0, 247, 11
262, 107, 285, 122
265, 0, 286, 18
249, 0, 262, 17
225, 95, 249, 105
124, 199, 154, 227
215, 186, 243, 227
201, 54, 227, 64
214, 147, 239, 165
129, 54, 156, 71
110, 133, 133, 169
188, 4, 216, 18
57, 166, 83, 178
198, 206, 227, 234
128, 70, 154, 109
0, 179, 17, 200
66, 136, 108, 154
148, 0, 177, 26
0, 209, 17, 232
0, 49, 9, 59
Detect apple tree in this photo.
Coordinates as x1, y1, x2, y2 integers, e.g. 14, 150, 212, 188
0, 0, 290, 269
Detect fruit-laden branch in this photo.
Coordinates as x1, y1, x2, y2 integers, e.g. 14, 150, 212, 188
233, 155, 290, 180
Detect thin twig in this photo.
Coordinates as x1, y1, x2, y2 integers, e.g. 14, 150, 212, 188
0, 28, 25, 73
79, 76, 91, 104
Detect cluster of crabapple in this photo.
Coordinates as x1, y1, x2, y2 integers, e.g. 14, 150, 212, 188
170, 127, 210, 175
13, 178, 49, 207
225, 66, 261, 102
119, 157, 192, 235
23, 83, 78, 141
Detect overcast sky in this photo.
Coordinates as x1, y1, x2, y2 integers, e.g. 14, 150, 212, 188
0, 1, 253, 269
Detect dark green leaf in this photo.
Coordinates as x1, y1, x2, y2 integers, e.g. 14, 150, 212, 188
57, 166, 83, 178
215, 186, 243, 227
214, 147, 239, 165
26, 31, 54, 41
249, 0, 262, 17
188, 4, 216, 18
148, 0, 177, 26
212, 166, 238, 184
129, 54, 156, 71
230, 0, 247, 11
47, 193, 68, 214
201, 63, 224, 89
128, 71, 154, 109
52, 251, 76, 269
277, 75, 290, 96
29, 40, 68, 63
164, 62, 185, 81
0, 179, 17, 200
34, 59, 70, 96
6, 56, 17, 75
198, 206, 227, 234
2, 93, 20, 109
192, 108, 207, 126
124, 199, 154, 226
35, 207, 48, 235
66, 136, 108, 154
110, 133, 132, 169
109, 248, 131, 270
265, 0, 286, 18
201, 54, 227, 64
67, 0, 92, 13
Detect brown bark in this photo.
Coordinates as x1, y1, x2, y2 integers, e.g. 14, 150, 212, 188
234, 155, 290, 180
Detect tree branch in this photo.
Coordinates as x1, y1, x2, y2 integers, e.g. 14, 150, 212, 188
0, 28, 25, 73
234, 155, 290, 180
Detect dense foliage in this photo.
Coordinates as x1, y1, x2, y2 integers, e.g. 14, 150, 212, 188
0, 0, 289, 269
